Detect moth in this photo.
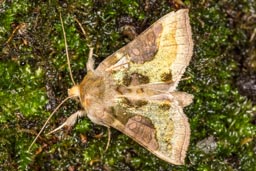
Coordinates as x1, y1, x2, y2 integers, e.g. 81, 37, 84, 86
30, 9, 194, 165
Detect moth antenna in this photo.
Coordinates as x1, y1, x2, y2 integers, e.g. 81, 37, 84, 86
28, 14, 81, 151
28, 96, 75, 151
60, 12, 76, 85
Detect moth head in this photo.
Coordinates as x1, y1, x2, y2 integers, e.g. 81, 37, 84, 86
68, 85, 80, 98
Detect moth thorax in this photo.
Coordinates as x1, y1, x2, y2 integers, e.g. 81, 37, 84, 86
68, 85, 80, 97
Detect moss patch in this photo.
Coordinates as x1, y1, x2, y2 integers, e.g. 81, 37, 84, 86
0, 0, 255, 170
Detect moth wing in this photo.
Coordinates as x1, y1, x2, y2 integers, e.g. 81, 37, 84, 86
109, 98, 190, 165
96, 9, 193, 90
93, 9, 193, 165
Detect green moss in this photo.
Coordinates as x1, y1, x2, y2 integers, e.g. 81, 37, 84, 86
0, 0, 256, 170
0, 62, 47, 122
0, 0, 30, 36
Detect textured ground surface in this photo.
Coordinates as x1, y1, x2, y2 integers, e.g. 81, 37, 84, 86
0, 0, 255, 170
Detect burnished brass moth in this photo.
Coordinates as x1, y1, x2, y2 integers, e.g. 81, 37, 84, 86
30, 9, 193, 165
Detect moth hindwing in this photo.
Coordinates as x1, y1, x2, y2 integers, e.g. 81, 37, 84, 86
65, 9, 193, 165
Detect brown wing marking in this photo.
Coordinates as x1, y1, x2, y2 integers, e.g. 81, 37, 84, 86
124, 115, 159, 151
125, 23, 163, 64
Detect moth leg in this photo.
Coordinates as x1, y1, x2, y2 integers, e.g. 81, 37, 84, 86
104, 127, 111, 152
86, 47, 95, 72
47, 110, 86, 135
